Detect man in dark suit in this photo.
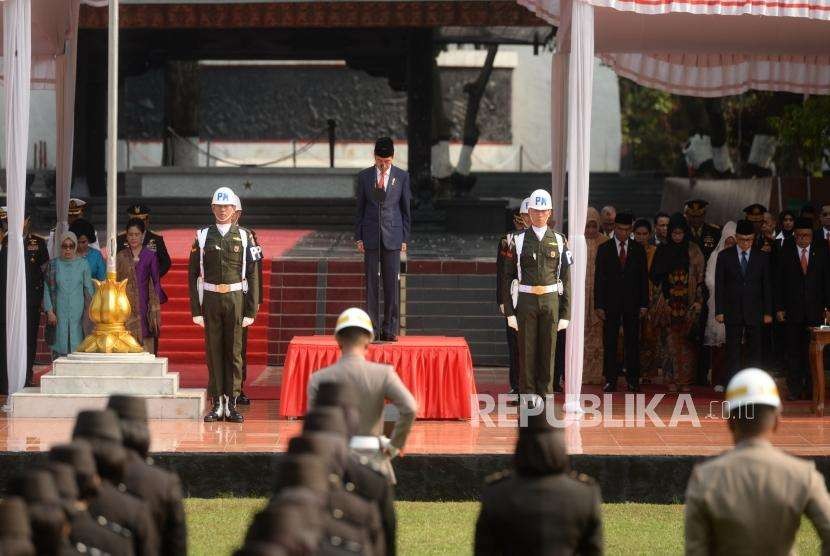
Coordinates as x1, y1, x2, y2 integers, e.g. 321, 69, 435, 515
354, 137, 412, 341
715, 219, 773, 383
594, 213, 649, 392
775, 218, 830, 400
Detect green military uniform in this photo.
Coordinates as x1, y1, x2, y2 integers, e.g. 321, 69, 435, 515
240, 227, 263, 387
501, 227, 571, 397
188, 224, 259, 402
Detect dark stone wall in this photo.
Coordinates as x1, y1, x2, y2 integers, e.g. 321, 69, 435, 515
122, 65, 511, 143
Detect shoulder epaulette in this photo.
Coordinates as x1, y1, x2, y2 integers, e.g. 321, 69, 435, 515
485, 469, 511, 484
569, 470, 596, 485
710, 223, 721, 230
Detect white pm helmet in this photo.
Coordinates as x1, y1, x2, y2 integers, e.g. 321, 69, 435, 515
519, 198, 531, 215
211, 187, 236, 206
233, 193, 242, 212
528, 189, 552, 211
334, 307, 374, 341
725, 368, 781, 413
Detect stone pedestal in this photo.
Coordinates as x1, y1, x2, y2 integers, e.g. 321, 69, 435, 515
10, 353, 205, 419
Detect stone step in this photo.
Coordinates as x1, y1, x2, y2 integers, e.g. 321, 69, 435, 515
40, 374, 179, 396
52, 354, 168, 377
10, 388, 206, 419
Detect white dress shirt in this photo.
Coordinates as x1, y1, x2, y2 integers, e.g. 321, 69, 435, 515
216, 223, 231, 236
615, 238, 628, 256
531, 225, 547, 241
738, 247, 751, 265
799, 246, 810, 265
375, 166, 390, 190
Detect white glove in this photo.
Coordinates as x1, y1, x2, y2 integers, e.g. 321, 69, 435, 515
192, 316, 204, 327
507, 315, 518, 330
242, 317, 254, 328
499, 304, 505, 315
557, 319, 570, 331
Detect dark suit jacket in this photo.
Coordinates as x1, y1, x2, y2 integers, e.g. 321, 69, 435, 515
775, 242, 830, 324
594, 238, 649, 315
715, 246, 773, 325
354, 165, 412, 250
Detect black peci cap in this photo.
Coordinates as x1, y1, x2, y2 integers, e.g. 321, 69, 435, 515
374, 137, 394, 158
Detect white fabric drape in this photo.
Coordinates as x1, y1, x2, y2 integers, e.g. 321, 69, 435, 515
563, 0, 594, 414
4, 0, 31, 398
550, 52, 568, 232
54, 0, 81, 255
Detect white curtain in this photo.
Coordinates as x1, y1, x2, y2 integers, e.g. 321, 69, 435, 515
550, 52, 568, 233
563, 0, 594, 413
4, 0, 31, 398
53, 0, 81, 255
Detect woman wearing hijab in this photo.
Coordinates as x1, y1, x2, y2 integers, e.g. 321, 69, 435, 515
68, 219, 105, 281
583, 207, 609, 384
775, 211, 795, 249
650, 213, 705, 392
43, 231, 94, 359
703, 221, 736, 392
116, 218, 166, 352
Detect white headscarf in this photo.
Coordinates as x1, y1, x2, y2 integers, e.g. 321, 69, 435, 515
705, 221, 736, 293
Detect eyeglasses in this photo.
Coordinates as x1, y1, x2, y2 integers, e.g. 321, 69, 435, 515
60, 243, 74, 250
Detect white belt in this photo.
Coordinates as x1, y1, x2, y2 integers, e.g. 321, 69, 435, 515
203, 282, 243, 293
518, 283, 562, 295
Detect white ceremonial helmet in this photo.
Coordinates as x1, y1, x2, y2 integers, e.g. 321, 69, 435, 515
725, 368, 781, 413
519, 198, 531, 215
528, 189, 552, 211
334, 307, 374, 341
233, 193, 242, 212
211, 187, 236, 206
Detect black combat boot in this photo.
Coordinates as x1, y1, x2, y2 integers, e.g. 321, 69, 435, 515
225, 395, 244, 423
237, 391, 251, 405
204, 397, 223, 422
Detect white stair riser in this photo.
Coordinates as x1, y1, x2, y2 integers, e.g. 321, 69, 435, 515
10, 388, 206, 419
41, 375, 179, 396
51, 361, 168, 377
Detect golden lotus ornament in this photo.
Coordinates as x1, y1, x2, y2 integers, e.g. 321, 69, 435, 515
77, 269, 143, 353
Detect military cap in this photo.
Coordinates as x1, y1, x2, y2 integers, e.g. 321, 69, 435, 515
7, 469, 62, 505
374, 137, 394, 158
303, 407, 348, 437
315, 381, 359, 410
614, 212, 634, 225
49, 441, 98, 478
795, 217, 814, 230
72, 410, 123, 444
272, 454, 329, 495
68, 198, 86, 215
684, 199, 709, 217
107, 395, 148, 423
743, 203, 767, 222
0, 497, 32, 539
46, 462, 79, 503
735, 220, 756, 236
125, 204, 150, 217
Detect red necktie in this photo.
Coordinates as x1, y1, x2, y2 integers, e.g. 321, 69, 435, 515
377, 172, 386, 190
619, 241, 627, 267
801, 248, 809, 275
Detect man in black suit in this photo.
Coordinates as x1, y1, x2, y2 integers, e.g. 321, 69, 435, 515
594, 213, 649, 392
775, 218, 830, 400
715, 219, 773, 383
354, 137, 412, 341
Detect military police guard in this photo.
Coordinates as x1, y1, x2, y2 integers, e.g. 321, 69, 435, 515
500, 189, 571, 405
188, 187, 261, 423
684, 199, 721, 261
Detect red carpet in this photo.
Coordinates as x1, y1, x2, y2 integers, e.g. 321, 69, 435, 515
156, 228, 311, 389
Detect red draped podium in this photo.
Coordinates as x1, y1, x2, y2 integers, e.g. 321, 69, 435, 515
279, 336, 477, 419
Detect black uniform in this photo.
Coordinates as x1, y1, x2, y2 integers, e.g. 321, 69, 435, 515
117, 230, 171, 277
475, 470, 603, 555
345, 454, 397, 556
496, 232, 520, 392
122, 451, 187, 556
69, 510, 136, 556
690, 223, 722, 262
88, 481, 159, 556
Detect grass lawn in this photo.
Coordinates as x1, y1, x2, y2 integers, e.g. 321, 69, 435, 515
185, 499, 821, 555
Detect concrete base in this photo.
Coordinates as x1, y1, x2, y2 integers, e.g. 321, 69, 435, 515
10, 353, 205, 419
